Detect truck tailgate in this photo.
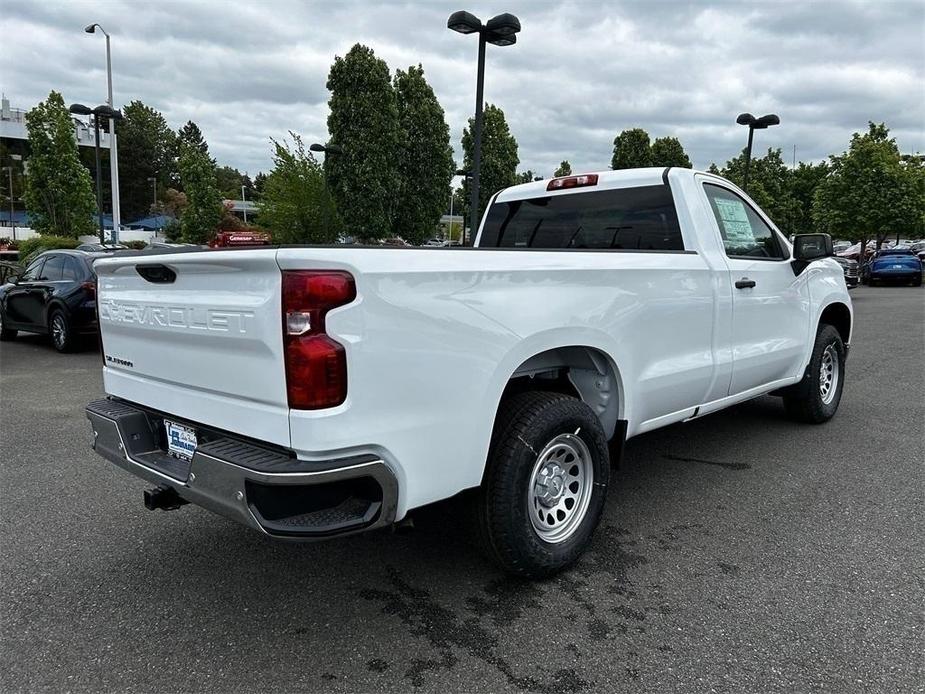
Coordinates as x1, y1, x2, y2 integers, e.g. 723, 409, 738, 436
95, 249, 290, 447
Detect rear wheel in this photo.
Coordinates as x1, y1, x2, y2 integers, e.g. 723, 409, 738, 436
782, 323, 846, 424
913, 274, 922, 287
0, 309, 17, 341
475, 391, 610, 578
49, 309, 76, 353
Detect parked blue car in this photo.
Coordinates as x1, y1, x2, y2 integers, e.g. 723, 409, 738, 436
861, 249, 923, 286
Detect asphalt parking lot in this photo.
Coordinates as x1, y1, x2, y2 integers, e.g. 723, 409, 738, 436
1, 285, 922, 693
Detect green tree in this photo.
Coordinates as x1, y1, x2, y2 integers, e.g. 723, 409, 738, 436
252, 171, 268, 202
215, 165, 245, 200
813, 122, 925, 250
22, 91, 96, 237
258, 133, 343, 244
788, 161, 829, 235
554, 160, 572, 177
611, 128, 652, 169
325, 44, 400, 241
516, 169, 537, 184
177, 120, 210, 159
117, 101, 177, 220
716, 148, 797, 231
393, 64, 454, 245
461, 103, 519, 221
650, 136, 692, 168
177, 142, 221, 244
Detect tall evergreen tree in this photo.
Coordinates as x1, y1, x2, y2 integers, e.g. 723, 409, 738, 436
117, 101, 177, 220
392, 65, 454, 245
23, 91, 96, 236
177, 142, 221, 244
611, 128, 652, 169
461, 104, 519, 223
177, 120, 210, 159
325, 44, 400, 241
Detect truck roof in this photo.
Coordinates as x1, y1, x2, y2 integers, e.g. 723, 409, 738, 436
495, 167, 703, 203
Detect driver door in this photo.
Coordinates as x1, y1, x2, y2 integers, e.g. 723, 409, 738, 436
702, 183, 810, 395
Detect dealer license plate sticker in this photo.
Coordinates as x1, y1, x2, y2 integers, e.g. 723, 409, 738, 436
165, 420, 197, 460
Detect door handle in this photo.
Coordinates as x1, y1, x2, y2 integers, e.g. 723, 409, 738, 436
735, 278, 756, 289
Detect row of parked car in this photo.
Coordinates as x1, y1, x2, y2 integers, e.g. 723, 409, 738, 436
832, 240, 925, 288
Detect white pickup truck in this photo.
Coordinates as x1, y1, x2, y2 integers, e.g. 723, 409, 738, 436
86, 167, 852, 577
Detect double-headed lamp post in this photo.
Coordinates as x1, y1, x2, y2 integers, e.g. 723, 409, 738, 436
448, 10, 521, 246
85, 23, 121, 242
309, 143, 343, 156
70, 103, 123, 243
735, 112, 780, 193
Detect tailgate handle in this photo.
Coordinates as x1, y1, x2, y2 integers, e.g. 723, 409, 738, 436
135, 264, 176, 284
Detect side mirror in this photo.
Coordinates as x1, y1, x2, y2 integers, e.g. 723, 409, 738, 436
791, 233, 834, 275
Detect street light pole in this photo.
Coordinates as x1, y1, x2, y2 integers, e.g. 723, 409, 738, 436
241, 185, 248, 225
71, 103, 122, 243
448, 11, 521, 246
147, 177, 157, 210
86, 23, 121, 242
735, 112, 780, 194
743, 126, 755, 192
92, 116, 104, 242
2, 167, 13, 241
471, 33, 486, 247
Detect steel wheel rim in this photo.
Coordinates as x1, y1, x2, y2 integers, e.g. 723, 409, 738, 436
528, 433, 594, 544
52, 315, 66, 349
819, 344, 839, 405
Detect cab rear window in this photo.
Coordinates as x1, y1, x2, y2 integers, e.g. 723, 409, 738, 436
478, 185, 684, 251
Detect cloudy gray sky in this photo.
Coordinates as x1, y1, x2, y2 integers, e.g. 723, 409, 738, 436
4, 0, 924, 178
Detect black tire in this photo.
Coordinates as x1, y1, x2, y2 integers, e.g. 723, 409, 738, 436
475, 391, 610, 578
860, 275, 869, 286
782, 323, 846, 424
0, 308, 16, 341
913, 274, 922, 287
49, 309, 76, 353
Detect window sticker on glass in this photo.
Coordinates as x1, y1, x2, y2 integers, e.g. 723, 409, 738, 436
713, 197, 754, 247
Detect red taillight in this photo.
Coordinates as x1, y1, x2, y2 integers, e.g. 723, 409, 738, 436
282, 270, 356, 409
547, 174, 599, 191
81, 280, 96, 299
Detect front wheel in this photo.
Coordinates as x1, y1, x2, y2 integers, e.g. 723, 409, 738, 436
782, 324, 846, 424
475, 391, 610, 578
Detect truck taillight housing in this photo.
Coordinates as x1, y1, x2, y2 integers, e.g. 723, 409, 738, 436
547, 174, 598, 191
282, 270, 356, 410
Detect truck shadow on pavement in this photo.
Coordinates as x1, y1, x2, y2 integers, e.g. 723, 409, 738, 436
66, 396, 796, 692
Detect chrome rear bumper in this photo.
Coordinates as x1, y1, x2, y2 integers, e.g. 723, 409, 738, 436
86, 398, 398, 540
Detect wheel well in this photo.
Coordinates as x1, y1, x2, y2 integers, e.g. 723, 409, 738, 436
820, 302, 851, 344
501, 346, 622, 439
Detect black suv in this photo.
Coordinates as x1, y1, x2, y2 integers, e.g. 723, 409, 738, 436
0, 250, 100, 352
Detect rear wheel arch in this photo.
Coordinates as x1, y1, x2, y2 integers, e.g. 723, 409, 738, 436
496, 345, 624, 441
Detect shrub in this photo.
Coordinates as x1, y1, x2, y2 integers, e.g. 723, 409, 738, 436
17, 235, 81, 264
124, 240, 148, 250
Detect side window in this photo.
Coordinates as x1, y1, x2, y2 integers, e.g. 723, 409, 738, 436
19, 258, 45, 282
40, 255, 66, 281
480, 185, 684, 251
703, 184, 785, 260
62, 257, 81, 281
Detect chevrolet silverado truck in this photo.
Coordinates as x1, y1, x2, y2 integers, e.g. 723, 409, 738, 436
85, 167, 852, 577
